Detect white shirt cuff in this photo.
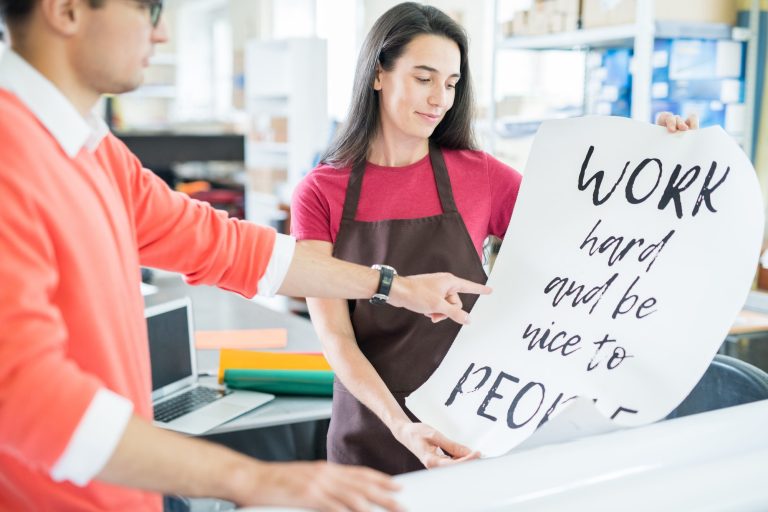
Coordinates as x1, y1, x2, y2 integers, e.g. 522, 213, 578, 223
256, 233, 296, 297
50, 388, 133, 486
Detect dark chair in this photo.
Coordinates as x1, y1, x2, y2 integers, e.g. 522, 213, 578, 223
666, 354, 768, 420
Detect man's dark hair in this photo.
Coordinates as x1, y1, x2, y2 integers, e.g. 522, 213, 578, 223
0, 0, 35, 25
1, 0, 105, 28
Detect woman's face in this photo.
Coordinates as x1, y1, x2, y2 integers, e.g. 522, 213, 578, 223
374, 34, 461, 144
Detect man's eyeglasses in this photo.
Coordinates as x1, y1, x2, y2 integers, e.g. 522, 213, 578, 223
135, 0, 163, 27
148, 0, 163, 27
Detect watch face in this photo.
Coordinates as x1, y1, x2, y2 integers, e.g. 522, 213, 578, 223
369, 293, 388, 305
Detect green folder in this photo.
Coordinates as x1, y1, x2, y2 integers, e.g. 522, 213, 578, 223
224, 369, 334, 397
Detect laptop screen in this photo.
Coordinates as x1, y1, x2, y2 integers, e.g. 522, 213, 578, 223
146, 300, 195, 392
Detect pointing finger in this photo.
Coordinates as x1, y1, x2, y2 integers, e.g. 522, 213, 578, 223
452, 277, 492, 296
441, 303, 471, 325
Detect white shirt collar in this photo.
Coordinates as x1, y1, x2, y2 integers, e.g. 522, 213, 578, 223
0, 49, 109, 157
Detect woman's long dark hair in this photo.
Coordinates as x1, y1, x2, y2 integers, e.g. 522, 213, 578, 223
321, 2, 477, 168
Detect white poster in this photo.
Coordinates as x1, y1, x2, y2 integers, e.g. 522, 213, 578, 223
406, 116, 764, 457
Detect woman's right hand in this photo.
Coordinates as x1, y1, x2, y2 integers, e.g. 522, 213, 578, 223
656, 111, 699, 132
392, 421, 480, 469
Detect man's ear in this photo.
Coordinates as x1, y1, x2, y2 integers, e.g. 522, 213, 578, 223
373, 63, 383, 91
38, 0, 86, 36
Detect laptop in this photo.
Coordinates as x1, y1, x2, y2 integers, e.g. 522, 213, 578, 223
145, 297, 274, 435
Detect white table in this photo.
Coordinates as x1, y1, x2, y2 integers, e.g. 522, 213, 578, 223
238, 399, 768, 511
145, 272, 332, 435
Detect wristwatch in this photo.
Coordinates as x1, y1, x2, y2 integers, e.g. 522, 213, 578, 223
370, 264, 397, 305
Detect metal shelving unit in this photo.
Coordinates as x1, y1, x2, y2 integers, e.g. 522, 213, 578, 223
489, 0, 761, 160
244, 38, 328, 196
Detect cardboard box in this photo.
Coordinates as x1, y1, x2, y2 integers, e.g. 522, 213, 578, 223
528, 9, 551, 34
582, 0, 737, 28
548, 11, 580, 32
270, 116, 288, 143
502, 18, 517, 37
511, 13, 526, 34
564, 12, 581, 31
505, 0, 581, 35
246, 167, 288, 194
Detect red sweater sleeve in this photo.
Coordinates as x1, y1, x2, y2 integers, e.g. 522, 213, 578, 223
107, 136, 277, 298
0, 153, 101, 472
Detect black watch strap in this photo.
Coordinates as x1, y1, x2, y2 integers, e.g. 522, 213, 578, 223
370, 264, 397, 305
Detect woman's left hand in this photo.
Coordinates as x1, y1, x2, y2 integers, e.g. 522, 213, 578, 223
656, 111, 699, 133
393, 421, 480, 469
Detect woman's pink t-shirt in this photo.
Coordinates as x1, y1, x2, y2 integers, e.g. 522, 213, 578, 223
291, 148, 523, 259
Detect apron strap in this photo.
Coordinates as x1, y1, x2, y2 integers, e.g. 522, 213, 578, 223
341, 158, 366, 222
429, 141, 459, 214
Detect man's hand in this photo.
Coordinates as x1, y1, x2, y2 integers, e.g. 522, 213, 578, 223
242, 460, 403, 512
393, 421, 480, 469
98, 415, 401, 511
656, 111, 699, 133
387, 273, 492, 325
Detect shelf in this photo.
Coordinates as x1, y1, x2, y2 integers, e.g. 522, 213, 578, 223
655, 21, 739, 41
499, 24, 637, 50
247, 141, 289, 153
489, 0, 759, 160
115, 133, 245, 169
499, 21, 740, 51
247, 97, 290, 116
494, 113, 583, 138
249, 94, 290, 101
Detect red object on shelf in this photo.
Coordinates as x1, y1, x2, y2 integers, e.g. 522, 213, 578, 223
191, 188, 245, 219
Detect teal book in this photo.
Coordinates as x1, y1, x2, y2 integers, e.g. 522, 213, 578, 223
224, 369, 334, 397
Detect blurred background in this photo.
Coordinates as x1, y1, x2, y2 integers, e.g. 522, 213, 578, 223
1, 0, 766, 282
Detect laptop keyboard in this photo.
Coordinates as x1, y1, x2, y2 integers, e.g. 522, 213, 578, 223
154, 386, 232, 423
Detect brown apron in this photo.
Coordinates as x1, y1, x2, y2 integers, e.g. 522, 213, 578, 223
327, 142, 488, 475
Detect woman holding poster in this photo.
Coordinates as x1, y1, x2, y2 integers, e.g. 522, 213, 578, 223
290, 1, 696, 475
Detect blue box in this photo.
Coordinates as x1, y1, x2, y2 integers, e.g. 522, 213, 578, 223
652, 99, 727, 130
681, 100, 727, 128
669, 39, 744, 80
602, 48, 632, 87
652, 39, 671, 83
668, 79, 744, 103
651, 100, 680, 123
587, 47, 632, 118
595, 99, 631, 117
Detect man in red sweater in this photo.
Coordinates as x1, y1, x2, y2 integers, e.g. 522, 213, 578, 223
0, 1, 491, 510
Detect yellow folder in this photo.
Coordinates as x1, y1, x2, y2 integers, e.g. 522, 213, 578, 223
218, 349, 331, 383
